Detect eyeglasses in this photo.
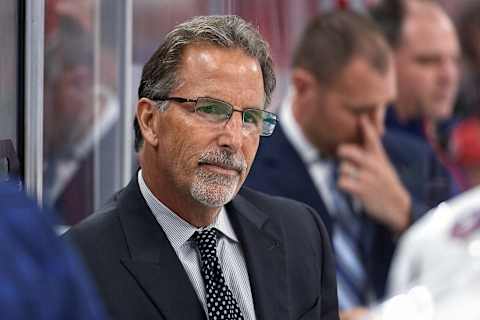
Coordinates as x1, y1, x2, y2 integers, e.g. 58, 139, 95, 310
151, 96, 278, 137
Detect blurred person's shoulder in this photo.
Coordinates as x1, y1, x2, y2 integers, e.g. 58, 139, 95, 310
383, 129, 438, 186
0, 181, 58, 243
0, 181, 108, 320
238, 185, 318, 219
403, 186, 480, 242
389, 186, 480, 295
383, 128, 435, 160
237, 186, 330, 241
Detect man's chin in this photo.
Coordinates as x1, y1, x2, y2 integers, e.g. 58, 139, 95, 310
190, 186, 237, 208
190, 174, 240, 208
428, 99, 455, 120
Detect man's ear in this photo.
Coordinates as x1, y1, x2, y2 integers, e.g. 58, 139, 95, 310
291, 68, 319, 104
136, 98, 159, 147
291, 68, 321, 121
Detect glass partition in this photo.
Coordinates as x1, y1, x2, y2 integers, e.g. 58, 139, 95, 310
0, 0, 19, 164
43, 0, 127, 224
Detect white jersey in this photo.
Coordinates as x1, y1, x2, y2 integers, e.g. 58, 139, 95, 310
368, 186, 480, 320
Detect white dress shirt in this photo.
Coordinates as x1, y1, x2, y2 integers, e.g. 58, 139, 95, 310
138, 170, 256, 320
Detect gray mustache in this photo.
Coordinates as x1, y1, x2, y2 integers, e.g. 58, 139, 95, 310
198, 150, 247, 172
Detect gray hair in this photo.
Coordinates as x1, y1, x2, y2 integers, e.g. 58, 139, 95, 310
135, 15, 276, 151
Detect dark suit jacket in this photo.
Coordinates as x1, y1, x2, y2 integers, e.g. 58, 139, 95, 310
65, 177, 339, 320
245, 125, 455, 300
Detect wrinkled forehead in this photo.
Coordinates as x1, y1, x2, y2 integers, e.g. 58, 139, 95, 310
181, 44, 260, 75
174, 44, 266, 107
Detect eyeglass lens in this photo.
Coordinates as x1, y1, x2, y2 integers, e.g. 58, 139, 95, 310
194, 98, 276, 136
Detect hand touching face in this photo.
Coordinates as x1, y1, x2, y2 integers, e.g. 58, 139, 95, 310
337, 116, 411, 233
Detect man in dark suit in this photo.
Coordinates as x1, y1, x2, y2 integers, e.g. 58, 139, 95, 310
245, 11, 454, 319
66, 15, 339, 320
0, 181, 106, 320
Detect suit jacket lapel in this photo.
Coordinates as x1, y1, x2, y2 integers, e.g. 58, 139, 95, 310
117, 179, 206, 320
227, 191, 289, 319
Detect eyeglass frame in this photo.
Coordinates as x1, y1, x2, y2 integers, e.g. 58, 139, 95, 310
149, 96, 278, 137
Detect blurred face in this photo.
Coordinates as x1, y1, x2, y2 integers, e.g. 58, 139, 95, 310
46, 63, 94, 151
304, 57, 396, 156
143, 45, 265, 209
394, 4, 460, 121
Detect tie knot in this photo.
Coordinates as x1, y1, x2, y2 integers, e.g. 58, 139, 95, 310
193, 228, 217, 255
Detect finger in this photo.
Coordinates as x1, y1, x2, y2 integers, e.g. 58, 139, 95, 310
337, 172, 363, 198
360, 115, 383, 153
337, 161, 364, 197
337, 144, 368, 167
338, 161, 359, 180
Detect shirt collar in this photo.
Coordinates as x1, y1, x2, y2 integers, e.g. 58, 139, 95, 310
280, 89, 323, 165
137, 170, 238, 251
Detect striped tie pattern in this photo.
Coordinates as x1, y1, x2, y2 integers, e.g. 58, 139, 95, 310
329, 167, 369, 309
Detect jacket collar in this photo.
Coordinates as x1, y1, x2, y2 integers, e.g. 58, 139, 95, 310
227, 189, 288, 319
117, 177, 288, 319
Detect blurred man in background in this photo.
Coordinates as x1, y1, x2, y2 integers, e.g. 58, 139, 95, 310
371, 0, 461, 188
246, 10, 453, 318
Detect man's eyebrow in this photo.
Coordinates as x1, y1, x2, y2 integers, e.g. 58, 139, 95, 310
201, 95, 265, 110
413, 53, 444, 63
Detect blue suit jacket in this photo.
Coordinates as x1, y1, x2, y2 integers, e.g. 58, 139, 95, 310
245, 125, 455, 300
0, 182, 107, 320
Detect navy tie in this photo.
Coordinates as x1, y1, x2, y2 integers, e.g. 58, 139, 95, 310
193, 228, 244, 320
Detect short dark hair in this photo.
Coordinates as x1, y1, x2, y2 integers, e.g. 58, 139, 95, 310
369, 0, 406, 49
134, 15, 276, 151
292, 10, 391, 85
370, 0, 443, 50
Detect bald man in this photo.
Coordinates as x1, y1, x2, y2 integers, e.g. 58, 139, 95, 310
372, 0, 459, 202
373, 0, 460, 138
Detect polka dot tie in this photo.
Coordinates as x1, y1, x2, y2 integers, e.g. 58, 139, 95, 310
193, 228, 245, 320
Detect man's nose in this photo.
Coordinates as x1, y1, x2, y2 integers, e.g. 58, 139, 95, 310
217, 111, 244, 151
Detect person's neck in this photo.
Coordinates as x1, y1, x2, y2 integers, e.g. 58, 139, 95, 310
175, 202, 221, 228
393, 102, 416, 123
423, 118, 438, 144
292, 103, 334, 158
141, 168, 221, 228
